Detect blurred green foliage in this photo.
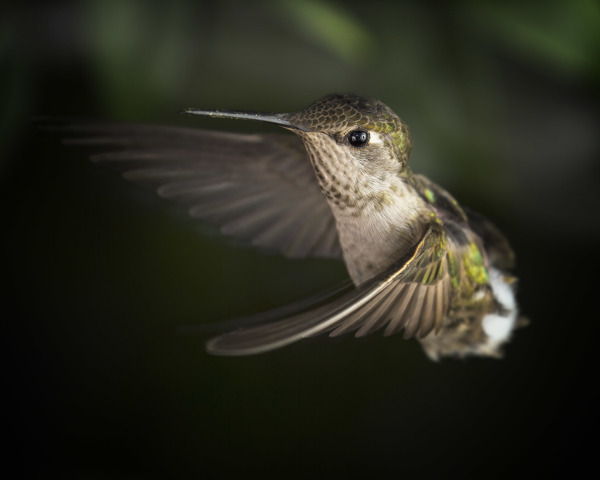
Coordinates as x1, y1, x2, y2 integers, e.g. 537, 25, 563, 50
470, 0, 600, 79
274, 0, 376, 65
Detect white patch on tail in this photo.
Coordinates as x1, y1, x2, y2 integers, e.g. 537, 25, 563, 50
483, 269, 517, 344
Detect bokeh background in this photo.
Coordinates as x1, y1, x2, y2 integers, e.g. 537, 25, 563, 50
3, 0, 599, 477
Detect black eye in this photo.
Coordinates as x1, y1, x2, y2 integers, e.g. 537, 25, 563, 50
347, 130, 370, 148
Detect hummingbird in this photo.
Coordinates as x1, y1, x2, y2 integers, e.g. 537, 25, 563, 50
58, 94, 521, 359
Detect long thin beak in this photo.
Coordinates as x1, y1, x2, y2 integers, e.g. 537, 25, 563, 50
181, 108, 310, 132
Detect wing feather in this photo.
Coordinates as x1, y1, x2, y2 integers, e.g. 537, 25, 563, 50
383, 283, 418, 337
46, 120, 342, 259
206, 225, 459, 355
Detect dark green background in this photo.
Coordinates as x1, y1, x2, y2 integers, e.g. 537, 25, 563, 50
3, 1, 599, 478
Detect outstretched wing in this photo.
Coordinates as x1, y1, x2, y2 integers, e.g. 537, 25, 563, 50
207, 224, 460, 356
46, 120, 341, 259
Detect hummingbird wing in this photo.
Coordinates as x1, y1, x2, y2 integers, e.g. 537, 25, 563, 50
49, 120, 342, 259
206, 224, 460, 355
462, 207, 515, 270
412, 174, 514, 271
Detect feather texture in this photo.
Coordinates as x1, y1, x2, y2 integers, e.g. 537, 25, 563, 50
206, 226, 461, 355
53, 121, 342, 259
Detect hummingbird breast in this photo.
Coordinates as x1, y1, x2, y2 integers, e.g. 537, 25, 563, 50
332, 189, 429, 285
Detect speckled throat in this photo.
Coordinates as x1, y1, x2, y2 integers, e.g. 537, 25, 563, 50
297, 131, 430, 286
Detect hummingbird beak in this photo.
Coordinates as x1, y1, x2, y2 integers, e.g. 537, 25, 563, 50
181, 108, 310, 132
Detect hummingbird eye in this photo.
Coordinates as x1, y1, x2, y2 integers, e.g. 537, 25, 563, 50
346, 130, 370, 148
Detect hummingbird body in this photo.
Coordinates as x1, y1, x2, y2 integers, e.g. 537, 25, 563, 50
59, 94, 521, 360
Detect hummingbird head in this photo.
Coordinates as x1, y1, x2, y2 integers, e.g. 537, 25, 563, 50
284, 93, 412, 166
184, 94, 413, 211
282, 94, 413, 211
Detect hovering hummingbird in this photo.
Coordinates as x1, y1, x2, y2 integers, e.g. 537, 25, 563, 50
58, 94, 521, 359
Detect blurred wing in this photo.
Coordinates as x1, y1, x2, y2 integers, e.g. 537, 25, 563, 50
50, 120, 342, 259
411, 174, 468, 223
462, 206, 515, 270
412, 174, 514, 269
207, 225, 457, 356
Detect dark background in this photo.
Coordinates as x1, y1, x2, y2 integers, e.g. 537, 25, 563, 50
3, 1, 599, 478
